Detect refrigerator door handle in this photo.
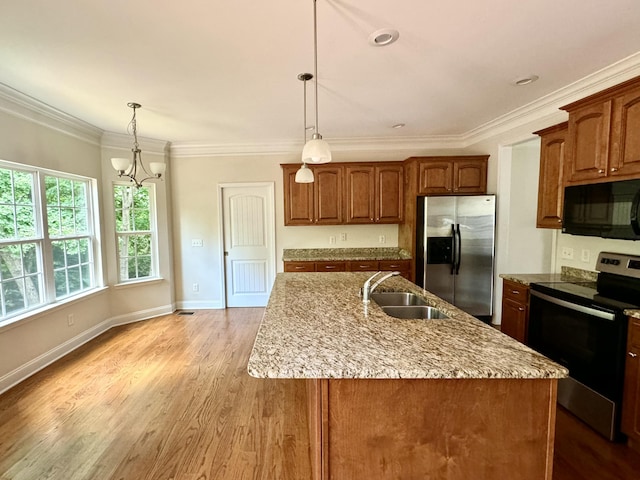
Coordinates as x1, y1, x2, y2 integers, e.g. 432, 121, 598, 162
450, 224, 456, 275
455, 224, 462, 274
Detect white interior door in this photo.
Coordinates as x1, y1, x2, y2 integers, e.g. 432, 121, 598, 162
221, 183, 275, 307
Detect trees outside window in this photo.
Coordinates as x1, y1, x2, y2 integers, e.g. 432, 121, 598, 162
114, 184, 157, 282
0, 162, 98, 322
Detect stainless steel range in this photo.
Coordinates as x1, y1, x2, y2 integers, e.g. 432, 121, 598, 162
528, 252, 640, 440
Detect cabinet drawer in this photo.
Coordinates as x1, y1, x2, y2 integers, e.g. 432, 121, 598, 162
316, 261, 346, 272
347, 260, 379, 271
284, 261, 315, 272
379, 259, 411, 272
502, 280, 529, 304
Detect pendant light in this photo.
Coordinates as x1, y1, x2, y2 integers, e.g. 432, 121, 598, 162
111, 102, 166, 188
301, 0, 331, 164
295, 73, 314, 183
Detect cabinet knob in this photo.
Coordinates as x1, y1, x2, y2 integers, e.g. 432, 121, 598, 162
518, 307, 525, 311
598, 169, 605, 174
629, 352, 638, 358
611, 167, 619, 172
557, 219, 562, 223
511, 290, 519, 295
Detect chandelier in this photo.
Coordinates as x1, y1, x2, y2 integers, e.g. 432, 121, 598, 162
110, 102, 166, 188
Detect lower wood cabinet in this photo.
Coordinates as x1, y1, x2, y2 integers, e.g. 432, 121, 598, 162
622, 316, 640, 452
501, 280, 530, 344
284, 259, 411, 279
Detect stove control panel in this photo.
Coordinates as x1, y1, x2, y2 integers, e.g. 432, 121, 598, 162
597, 252, 640, 278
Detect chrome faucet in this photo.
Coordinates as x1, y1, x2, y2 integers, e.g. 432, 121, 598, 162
362, 271, 400, 303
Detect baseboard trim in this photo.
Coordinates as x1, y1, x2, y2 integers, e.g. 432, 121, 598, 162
0, 304, 175, 395
175, 300, 224, 310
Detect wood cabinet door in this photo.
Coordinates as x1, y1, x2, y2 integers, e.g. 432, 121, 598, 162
453, 158, 488, 194
565, 101, 612, 184
418, 161, 453, 194
622, 318, 640, 443
345, 165, 375, 224
535, 123, 567, 228
501, 297, 528, 343
314, 166, 343, 224
283, 165, 314, 225
376, 164, 404, 223
610, 86, 640, 177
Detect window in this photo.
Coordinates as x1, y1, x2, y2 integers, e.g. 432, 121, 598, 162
0, 161, 99, 322
114, 184, 157, 282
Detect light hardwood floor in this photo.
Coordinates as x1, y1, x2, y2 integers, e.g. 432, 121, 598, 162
0, 309, 311, 480
1, 309, 640, 479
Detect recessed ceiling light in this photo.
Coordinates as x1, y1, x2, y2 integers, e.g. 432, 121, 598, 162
392, 123, 405, 129
368, 28, 400, 47
512, 75, 539, 86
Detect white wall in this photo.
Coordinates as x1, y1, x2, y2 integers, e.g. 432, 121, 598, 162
0, 108, 113, 391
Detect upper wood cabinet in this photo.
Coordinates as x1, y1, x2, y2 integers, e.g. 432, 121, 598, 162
561, 76, 640, 185
345, 163, 403, 224
282, 162, 403, 226
282, 164, 343, 225
414, 156, 488, 195
534, 122, 567, 229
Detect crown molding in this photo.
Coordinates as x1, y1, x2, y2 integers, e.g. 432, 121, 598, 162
0, 82, 103, 146
169, 134, 466, 158
461, 51, 640, 146
102, 131, 170, 155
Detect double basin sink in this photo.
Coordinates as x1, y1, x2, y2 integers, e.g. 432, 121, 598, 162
370, 292, 448, 320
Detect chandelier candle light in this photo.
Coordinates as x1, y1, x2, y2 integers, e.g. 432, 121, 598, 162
301, 0, 331, 165
111, 102, 166, 188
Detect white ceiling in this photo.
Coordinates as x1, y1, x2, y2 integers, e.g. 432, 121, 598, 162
1, 0, 640, 150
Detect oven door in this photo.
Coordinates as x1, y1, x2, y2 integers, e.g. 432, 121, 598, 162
529, 290, 627, 440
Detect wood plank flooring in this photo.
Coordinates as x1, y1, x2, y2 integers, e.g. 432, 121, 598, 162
0, 308, 639, 479
0, 309, 310, 480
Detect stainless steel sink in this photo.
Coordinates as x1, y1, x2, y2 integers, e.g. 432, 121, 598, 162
370, 292, 428, 306
381, 305, 449, 320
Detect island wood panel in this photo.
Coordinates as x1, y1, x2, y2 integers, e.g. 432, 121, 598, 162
308, 378, 557, 480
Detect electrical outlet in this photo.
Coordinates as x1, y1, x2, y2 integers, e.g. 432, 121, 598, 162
329, 235, 336, 244
581, 249, 590, 263
67, 314, 74, 326
193, 283, 199, 292
191, 239, 203, 247
561, 247, 574, 260
340, 233, 347, 241
379, 235, 386, 244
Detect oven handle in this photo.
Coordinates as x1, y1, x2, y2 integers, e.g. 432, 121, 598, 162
530, 290, 616, 321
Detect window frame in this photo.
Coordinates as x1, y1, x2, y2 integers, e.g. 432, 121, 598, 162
0, 159, 102, 324
113, 182, 160, 285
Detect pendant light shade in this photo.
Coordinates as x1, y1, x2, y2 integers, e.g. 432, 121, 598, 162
302, 133, 332, 164
295, 163, 314, 183
301, 0, 331, 165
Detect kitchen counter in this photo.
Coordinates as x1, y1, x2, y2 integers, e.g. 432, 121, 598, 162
500, 268, 640, 318
247, 272, 567, 379
248, 272, 564, 479
499, 266, 598, 286
282, 247, 411, 262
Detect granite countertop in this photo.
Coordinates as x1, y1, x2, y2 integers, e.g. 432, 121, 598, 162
247, 272, 568, 380
499, 266, 598, 286
282, 247, 411, 262
499, 268, 640, 318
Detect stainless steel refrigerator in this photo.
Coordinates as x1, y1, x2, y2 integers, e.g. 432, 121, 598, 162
415, 195, 496, 322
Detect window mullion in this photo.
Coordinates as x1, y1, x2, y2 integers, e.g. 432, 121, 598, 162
36, 171, 56, 304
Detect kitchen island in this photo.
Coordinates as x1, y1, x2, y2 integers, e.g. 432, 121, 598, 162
248, 272, 567, 480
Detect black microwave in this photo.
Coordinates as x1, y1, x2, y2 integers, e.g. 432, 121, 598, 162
562, 178, 640, 240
